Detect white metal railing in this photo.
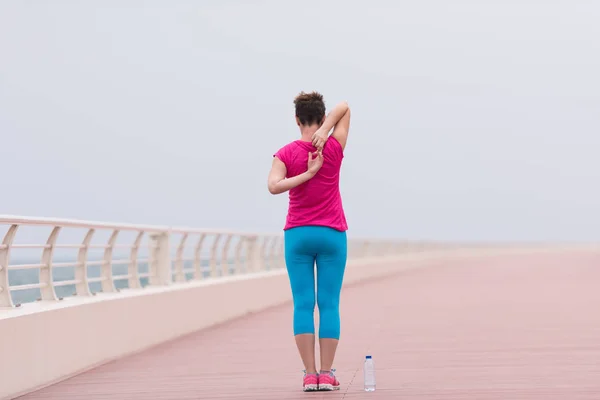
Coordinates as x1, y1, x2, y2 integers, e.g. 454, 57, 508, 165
0, 215, 420, 308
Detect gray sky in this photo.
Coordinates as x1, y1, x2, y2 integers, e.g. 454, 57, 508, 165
1, 1, 599, 241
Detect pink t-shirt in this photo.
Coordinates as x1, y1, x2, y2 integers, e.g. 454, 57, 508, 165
274, 137, 348, 232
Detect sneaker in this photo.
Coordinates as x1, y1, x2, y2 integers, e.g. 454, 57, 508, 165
302, 371, 319, 392
318, 369, 340, 391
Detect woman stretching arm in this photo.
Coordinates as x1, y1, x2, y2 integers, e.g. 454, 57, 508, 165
268, 151, 323, 195
268, 91, 350, 393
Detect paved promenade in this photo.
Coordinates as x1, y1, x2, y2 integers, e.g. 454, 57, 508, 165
18, 250, 600, 399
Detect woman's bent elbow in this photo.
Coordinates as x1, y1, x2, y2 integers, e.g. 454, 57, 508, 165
268, 184, 280, 195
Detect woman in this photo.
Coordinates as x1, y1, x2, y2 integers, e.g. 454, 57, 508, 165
267, 91, 351, 392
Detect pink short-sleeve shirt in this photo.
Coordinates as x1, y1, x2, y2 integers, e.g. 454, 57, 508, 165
274, 137, 348, 232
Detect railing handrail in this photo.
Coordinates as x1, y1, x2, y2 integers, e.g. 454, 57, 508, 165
0, 215, 279, 237
0, 215, 169, 233
0, 215, 424, 241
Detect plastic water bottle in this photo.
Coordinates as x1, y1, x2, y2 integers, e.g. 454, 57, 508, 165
364, 355, 376, 391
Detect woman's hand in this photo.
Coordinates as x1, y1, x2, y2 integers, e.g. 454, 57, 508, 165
311, 129, 328, 150
307, 151, 324, 176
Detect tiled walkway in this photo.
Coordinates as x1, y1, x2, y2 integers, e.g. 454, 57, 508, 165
19, 251, 600, 399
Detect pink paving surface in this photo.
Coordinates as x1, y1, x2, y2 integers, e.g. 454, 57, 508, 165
18, 251, 600, 399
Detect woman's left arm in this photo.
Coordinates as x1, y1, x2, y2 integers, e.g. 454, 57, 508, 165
268, 153, 323, 195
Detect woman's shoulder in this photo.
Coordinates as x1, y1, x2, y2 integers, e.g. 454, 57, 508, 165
281, 140, 302, 151
276, 140, 302, 153
274, 141, 303, 163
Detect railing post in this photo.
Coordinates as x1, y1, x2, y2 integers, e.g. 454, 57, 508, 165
220, 235, 232, 276
149, 231, 172, 286
245, 235, 260, 273
128, 231, 144, 289
75, 228, 94, 297
234, 237, 244, 274
193, 234, 206, 279
101, 230, 119, 293
40, 226, 60, 301
174, 234, 188, 282
209, 234, 222, 278
278, 236, 285, 269
0, 224, 18, 307
269, 236, 280, 269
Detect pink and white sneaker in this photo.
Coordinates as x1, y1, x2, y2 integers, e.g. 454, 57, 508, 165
318, 369, 340, 391
302, 371, 319, 392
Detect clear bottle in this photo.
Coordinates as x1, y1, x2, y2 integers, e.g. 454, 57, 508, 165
364, 355, 376, 392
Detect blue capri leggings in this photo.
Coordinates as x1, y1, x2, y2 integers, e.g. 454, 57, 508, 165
284, 226, 347, 340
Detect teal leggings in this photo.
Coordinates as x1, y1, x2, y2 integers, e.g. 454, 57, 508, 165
284, 226, 347, 339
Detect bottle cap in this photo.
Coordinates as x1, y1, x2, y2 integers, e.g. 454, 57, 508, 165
366, 355, 372, 359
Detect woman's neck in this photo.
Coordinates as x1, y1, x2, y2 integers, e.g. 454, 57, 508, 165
299, 125, 319, 142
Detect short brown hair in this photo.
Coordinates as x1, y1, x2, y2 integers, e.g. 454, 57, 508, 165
294, 91, 325, 126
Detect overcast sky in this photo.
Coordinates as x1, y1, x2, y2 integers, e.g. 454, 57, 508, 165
1, 1, 599, 242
